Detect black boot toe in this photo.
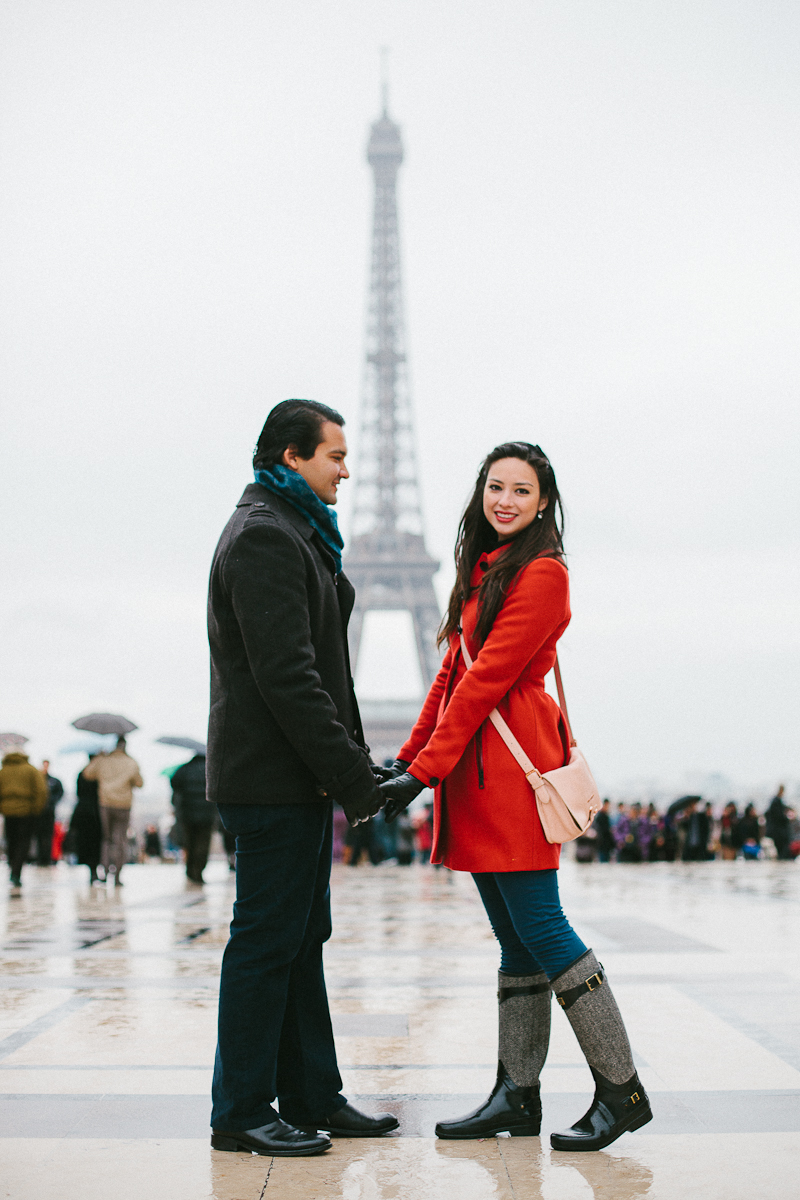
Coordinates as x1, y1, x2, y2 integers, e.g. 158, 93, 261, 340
435, 1063, 541, 1139
550, 1072, 652, 1152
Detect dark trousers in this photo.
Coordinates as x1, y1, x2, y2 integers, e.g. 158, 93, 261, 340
5, 816, 36, 882
472, 869, 588, 978
184, 820, 213, 881
212, 802, 345, 1131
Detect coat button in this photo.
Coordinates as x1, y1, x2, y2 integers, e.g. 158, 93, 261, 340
479, 561, 488, 571
429, 777, 440, 787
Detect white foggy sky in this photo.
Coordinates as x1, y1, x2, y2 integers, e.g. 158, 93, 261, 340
1, 1, 798, 803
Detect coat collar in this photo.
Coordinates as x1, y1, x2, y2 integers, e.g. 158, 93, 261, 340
469, 542, 510, 585
236, 483, 314, 541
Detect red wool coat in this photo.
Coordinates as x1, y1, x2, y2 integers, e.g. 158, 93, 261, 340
400, 550, 571, 872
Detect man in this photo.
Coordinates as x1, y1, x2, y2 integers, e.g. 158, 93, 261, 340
207, 399, 395, 1158
83, 737, 143, 886
32, 760, 64, 866
170, 752, 214, 883
593, 798, 615, 863
0, 750, 48, 890
765, 785, 791, 860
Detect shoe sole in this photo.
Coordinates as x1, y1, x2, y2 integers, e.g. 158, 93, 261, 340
436, 1123, 540, 1140
210, 1135, 330, 1156
550, 1104, 653, 1152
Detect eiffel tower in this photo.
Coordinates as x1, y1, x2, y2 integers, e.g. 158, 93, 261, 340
345, 92, 441, 759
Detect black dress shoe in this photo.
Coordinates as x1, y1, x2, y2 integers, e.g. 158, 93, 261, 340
211, 1119, 331, 1156
303, 1101, 399, 1137
550, 1070, 652, 1152
435, 1063, 541, 1139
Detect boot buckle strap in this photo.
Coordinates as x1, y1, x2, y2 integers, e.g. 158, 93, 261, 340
555, 968, 605, 1010
498, 981, 551, 1003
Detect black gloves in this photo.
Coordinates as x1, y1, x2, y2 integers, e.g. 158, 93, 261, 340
379, 772, 426, 824
339, 777, 385, 828
371, 759, 409, 783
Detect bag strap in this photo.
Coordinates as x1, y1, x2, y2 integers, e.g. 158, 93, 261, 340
458, 629, 576, 791
552, 657, 576, 748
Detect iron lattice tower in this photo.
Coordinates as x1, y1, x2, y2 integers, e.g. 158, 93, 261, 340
345, 98, 441, 692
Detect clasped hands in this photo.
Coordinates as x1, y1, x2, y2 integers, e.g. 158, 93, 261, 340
342, 760, 426, 827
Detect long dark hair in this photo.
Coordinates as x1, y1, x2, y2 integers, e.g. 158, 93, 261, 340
439, 442, 565, 647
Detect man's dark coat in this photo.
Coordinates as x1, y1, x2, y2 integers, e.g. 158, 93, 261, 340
207, 483, 374, 807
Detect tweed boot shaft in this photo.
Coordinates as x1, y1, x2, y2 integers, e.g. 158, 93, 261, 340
497, 970, 551, 1087
550, 950, 635, 1085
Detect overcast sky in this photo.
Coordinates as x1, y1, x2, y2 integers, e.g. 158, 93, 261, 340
1, 0, 799, 804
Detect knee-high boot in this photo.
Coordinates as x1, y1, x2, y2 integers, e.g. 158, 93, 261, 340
435, 970, 550, 1138
549, 949, 652, 1151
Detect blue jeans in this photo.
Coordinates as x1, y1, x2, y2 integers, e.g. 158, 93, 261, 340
212, 803, 346, 1131
472, 869, 587, 978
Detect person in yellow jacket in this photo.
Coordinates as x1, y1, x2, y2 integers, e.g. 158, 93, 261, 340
83, 737, 143, 886
0, 752, 48, 891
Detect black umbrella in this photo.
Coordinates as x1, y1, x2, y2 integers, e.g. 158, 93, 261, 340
664, 795, 702, 827
72, 713, 138, 736
156, 736, 206, 755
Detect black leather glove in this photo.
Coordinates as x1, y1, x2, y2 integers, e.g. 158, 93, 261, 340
341, 777, 385, 828
379, 772, 426, 824
370, 759, 409, 783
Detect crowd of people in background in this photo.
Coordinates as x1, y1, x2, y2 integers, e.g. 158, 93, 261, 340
1, 741, 797, 889
580, 787, 798, 864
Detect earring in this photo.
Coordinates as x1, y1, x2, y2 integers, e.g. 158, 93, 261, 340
537, 511, 544, 520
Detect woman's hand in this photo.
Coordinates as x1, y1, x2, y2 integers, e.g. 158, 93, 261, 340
371, 759, 409, 783
379, 772, 425, 823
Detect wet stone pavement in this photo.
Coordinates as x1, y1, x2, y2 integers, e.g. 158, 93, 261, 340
1, 856, 799, 1198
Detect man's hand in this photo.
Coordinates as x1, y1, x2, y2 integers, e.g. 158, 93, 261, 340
341, 778, 385, 828
379, 772, 426, 824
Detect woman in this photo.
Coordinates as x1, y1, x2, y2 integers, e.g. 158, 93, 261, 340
68, 755, 103, 883
379, 442, 651, 1152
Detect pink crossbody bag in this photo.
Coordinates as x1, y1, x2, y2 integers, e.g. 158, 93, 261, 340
459, 631, 601, 844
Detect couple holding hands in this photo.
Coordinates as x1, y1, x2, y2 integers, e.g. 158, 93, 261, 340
206, 400, 651, 1159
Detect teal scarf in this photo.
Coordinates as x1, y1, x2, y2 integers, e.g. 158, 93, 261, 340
254, 464, 344, 573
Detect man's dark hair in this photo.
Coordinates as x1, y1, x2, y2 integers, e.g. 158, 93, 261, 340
253, 399, 345, 469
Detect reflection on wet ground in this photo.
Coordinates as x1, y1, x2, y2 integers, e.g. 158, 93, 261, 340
1, 857, 799, 1197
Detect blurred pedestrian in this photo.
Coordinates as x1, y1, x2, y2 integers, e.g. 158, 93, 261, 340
679, 799, 710, 862
413, 803, 434, 865
68, 754, 103, 883
394, 809, 414, 864
737, 803, 761, 860
83, 736, 143, 887
31, 760, 63, 866
703, 802, 716, 859
143, 824, 162, 859
645, 804, 665, 862
765, 786, 791, 860
345, 816, 382, 866
170, 752, 213, 883
0, 750, 48, 890
718, 802, 738, 861
592, 799, 615, 863
616, 804, 643, 863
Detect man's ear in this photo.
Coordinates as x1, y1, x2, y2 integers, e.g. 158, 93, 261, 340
282, 444, 299, 470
